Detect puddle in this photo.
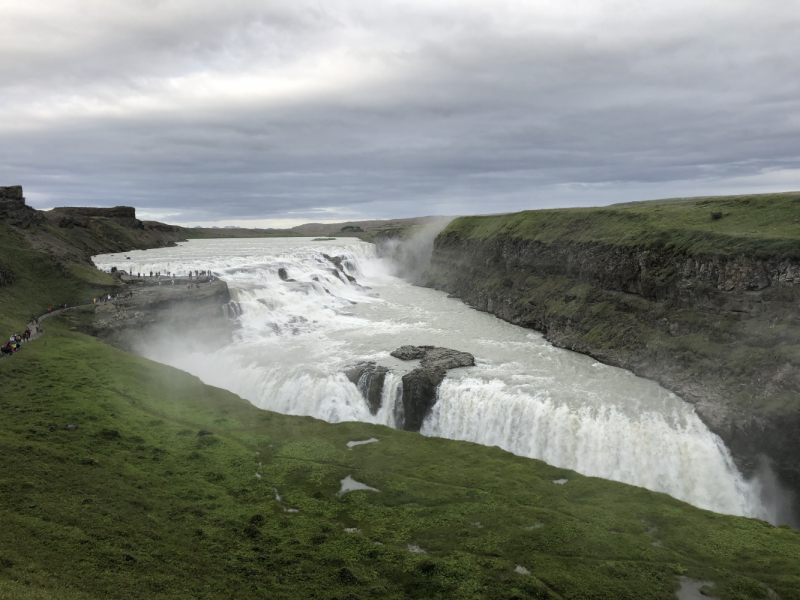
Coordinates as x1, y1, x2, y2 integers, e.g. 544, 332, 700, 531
255, 473, 261, 479
273, 488, 281, 501
552, 479, 568, 485
344, 527, 361, 533
515, 565, 530, 575
652, 540, 663, 547
471, 521, 483, 528
524, 523, 544, 530
676, 577, 717, 600
347, 438, 379, 448
337, 475, 380, 497
406, 544, 426, 554
284, 508, 300, 513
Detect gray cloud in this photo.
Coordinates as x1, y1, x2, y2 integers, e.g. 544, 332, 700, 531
1, 0, 798, 225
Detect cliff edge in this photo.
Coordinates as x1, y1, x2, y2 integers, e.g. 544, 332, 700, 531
412, 192, 800, 499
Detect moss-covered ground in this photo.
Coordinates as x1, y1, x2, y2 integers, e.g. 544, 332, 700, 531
445, 192, 800, 260
1, 320, 800, 599
0, 222, 119, 333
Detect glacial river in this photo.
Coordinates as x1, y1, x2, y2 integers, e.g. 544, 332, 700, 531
94, 237, 776, 521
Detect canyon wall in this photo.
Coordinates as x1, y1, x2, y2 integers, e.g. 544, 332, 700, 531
380, 194, 800, 498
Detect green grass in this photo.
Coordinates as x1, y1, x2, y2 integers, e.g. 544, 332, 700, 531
0, 222, 119, 333
443, 192, 800, 260
1, 320, 799, 599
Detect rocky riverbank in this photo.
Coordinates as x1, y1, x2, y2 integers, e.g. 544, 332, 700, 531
378, 193, 800, 509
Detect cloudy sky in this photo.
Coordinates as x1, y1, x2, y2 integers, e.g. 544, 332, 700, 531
1, 0, 798, 227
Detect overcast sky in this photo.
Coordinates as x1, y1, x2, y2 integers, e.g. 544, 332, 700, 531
1, 1, 798, 227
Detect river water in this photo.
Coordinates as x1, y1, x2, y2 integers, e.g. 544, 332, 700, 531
93, 237, 777, 521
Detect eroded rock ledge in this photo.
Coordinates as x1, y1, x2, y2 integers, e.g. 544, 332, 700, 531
345, 346, 474, 431
76, 279, 234, 351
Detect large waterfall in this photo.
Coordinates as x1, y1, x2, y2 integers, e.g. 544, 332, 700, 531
94, 237, 779, 522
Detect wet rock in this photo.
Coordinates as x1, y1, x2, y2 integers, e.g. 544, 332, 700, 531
277, 267, 289, 281
390, 345, 428, 361
344, 362, 389, 415
322, 254, 357, 283
392, 346, 475, 431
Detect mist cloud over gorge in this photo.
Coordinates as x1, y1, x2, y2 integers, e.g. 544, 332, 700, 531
1, 0, 798, 225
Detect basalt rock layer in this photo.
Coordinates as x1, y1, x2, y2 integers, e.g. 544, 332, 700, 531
392, 345, 475, 431
77, 279, 233, 351
416, 193, 800, 503
344, 346, 475, 430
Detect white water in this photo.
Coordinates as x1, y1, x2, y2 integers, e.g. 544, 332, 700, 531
94, 238, 778, 521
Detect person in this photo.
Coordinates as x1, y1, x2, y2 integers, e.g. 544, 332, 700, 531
48, 307, 52, 313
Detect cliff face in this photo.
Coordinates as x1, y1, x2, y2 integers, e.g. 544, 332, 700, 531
0, 185, 45, 228
74, 279, 234, 352
415, 193, 800, 497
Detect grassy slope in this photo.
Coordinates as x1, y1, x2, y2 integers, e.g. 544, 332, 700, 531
445, 192, 800, 260
0, 222, 118, 333
1, 321, 799, 600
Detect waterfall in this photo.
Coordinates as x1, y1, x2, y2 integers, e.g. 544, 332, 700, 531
422, 377, 765, 518
92, 238, 784, 523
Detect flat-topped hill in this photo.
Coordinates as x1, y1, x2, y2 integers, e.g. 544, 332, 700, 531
445, 192, 800, 261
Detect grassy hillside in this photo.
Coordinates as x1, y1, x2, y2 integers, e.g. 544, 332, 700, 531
1, 319, 799, 600
445, 192, 800, 260
0, 222, 119, 333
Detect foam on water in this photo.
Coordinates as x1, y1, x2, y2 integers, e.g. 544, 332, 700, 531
94, 238, 782, 522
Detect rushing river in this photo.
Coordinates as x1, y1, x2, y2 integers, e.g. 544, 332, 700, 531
94, 237, 778, 521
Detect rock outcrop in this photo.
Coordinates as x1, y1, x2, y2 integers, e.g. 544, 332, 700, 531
344, 346, 474, 430
391, 346, 475, 431
0, 185, 45, 228
322, 254, 357, 283
80, 279, 233, 352
48, 206, 141, 229
344, 362, 389, 415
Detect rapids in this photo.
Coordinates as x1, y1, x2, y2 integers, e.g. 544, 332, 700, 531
94, 238, 779, 522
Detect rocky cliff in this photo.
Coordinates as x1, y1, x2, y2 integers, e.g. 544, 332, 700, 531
74, 279, 234, 352
0, 185, 45, 228
407, 193, 800, 500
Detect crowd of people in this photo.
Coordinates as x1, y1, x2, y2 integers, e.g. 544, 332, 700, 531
1, 317, 40, 357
